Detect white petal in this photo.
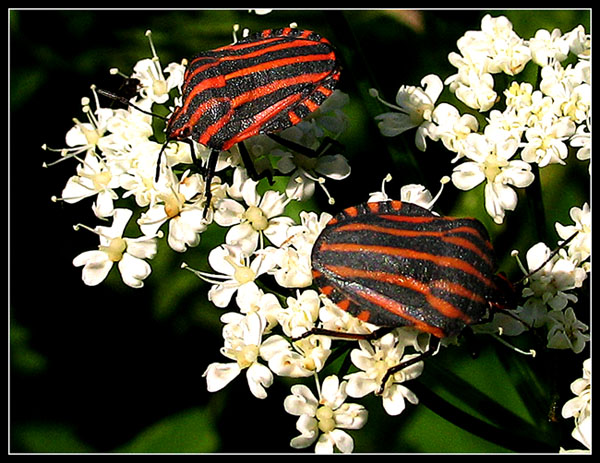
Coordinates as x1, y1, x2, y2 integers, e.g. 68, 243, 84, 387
246, 363, 273, 399
264, 217, 295, 247
226, 223, 258, 255
203, 362, 241, 392
74, 251, 113, 286
241, 178, 261, 206
72, 250, 106, 268
382, 385, 408, 416
501, 161, 535, 188
93, 190, 116, 218
208, 283, 239, 308
321, 375, 345, 408
290, 415, 318, 448
259, 334, 291, 361
334, 403, 369, 430
315, 434, 336, 454
290, 432, 318, 449
344, 372, 377, 398
207, 245, 237, 276
118, 253, 151, 288
328, 429, 355, 454
258, 190, 287, 218
315, 154, 351, 180
376, 112, 416, 137
451, 162, 485, 190
421, 74, 444, 105
213, 198, 245, 226
108, 208, 134, 237
284, 385, 318, 416
125, 237, 158, 260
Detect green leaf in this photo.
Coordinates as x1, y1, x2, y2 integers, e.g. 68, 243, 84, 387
13, 423, 94, 453
115, 408, 219, 453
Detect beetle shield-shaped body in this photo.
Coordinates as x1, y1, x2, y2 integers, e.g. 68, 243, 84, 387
311, 200, 516, 338
166, 27, 341, 151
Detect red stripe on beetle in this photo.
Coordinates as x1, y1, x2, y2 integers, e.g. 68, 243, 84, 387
333, 222, 493, 265
353, 288, 446, 338
323, 264, 474, 323
318, 242, 494, 287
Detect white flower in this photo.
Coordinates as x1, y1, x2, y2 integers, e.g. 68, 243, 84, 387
546, 307, 589, 353
268, 210, 333, 289
269, 246, 314, 289
446, 15, 531, 111
72, 208, 158, 288
516, 241, 588, 338
319, 298, 378, 337
284, 375, 368, 453
138, 169, 207, 252
470, 14, 531, 75
372, 74, 443, 151
96, 103, 154, 158
344, 330, 425, 416
187, 244, 276, 308
429, 103, 479, 160
130, 30, 186, 105
447, 70, 497, 112
43, 89, 114, 166
563, 24, 590, 60
521, 242, 587, 311
276, 289, 322, 338
569, 119, 590, 167
214, 177, 294, 255
451, 126, 534, 224
561, 358, 591, 451
521, 116, 576, 167
528, 28, 570, 66
261, 334, 332, 378
282, 210, 333, 256
203, 312, 273, 399
234, 283, 283, 333
555, 203, 591, 265
59, 151, 120, 218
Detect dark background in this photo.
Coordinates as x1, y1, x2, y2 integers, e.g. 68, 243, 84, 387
10, 9, 590, 453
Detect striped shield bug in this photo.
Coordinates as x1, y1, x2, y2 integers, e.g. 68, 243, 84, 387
101, 27, 341, 218
308, 199, 518, 391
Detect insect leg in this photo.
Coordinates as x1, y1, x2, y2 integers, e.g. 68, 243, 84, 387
237, 142, 274, 185
292, 326, 393, 342
378, 336, 440, 395
267, 133, 343, 159
155, 141, 170, 182
201, 149, 220, 219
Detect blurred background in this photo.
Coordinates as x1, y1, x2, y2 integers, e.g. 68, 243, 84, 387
10, 9, 589, 453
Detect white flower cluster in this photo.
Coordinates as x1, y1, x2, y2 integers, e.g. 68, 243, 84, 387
561, 358, 591, 452
508, 203, 590, 352
372, 14, 590, 225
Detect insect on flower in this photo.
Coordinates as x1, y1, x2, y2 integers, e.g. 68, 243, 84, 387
99, 27, 341, 217
306, 199, 579, 392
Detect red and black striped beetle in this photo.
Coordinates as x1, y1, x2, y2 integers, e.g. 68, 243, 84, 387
99, 27, 341, 217
309, 200, 517, 389
164, 27, 341, 215
311, 200, 516, 338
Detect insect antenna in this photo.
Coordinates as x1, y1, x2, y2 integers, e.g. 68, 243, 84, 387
95, 88, 168, 121
512, 230, 581, 286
